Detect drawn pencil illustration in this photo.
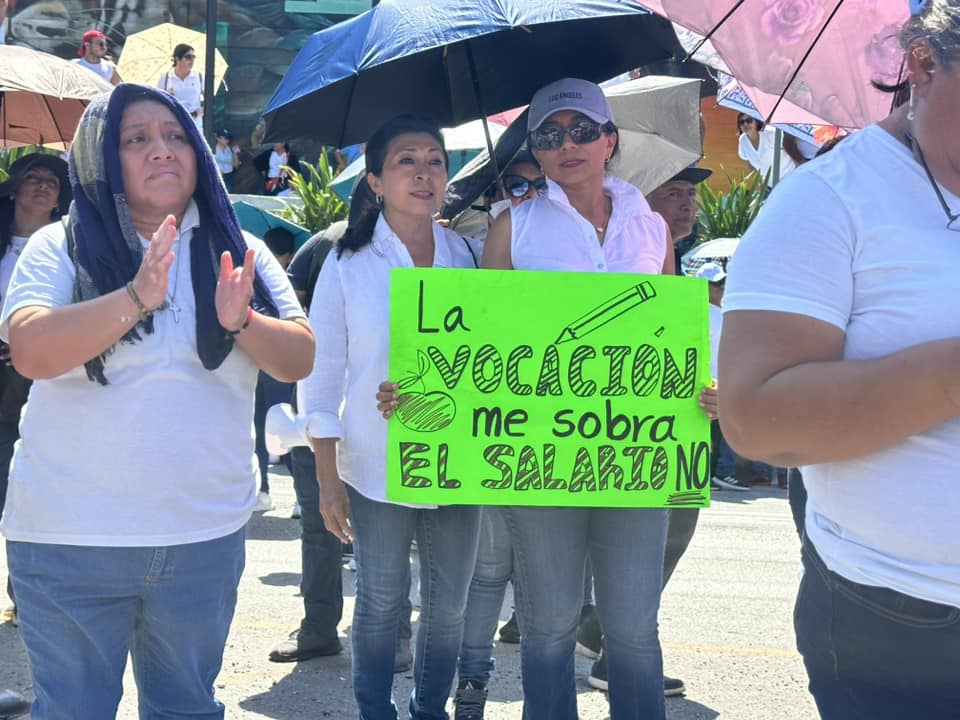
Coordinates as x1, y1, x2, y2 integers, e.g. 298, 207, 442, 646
554, 281, 658, 344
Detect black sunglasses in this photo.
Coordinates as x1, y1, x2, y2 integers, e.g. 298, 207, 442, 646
529, 119, 603, 151
183, 54, 196, 60
502, 174, 547, 198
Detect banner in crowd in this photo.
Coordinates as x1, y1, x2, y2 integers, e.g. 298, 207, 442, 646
386, 268, 712, 508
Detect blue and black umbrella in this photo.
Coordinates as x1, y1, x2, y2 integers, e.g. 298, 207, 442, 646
262, 0, 677, 148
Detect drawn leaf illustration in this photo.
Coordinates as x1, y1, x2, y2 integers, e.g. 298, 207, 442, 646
416, 350, 430, 377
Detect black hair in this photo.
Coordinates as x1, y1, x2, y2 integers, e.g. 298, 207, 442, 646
172, 44, 194, 65
0, 158, 68, 257
263, 227, 295, 257
737, 113, 764, 132
601, 120, 621, 163
336, 114, 447, 258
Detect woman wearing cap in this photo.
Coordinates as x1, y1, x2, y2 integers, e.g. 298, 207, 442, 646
214, 129, 241, 192
0, 84, 313, 717
0, 152, 71, 626
722, 3, 960, 715
158, 44, 204, 130
477, 77, 713, 720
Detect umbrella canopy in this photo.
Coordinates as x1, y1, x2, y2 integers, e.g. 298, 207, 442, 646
233, 201, 312, 250
262, 0, 677, 146
0, 45, 113, 149
117, 22, 228, 92
330, 118, 510, 201
636, 1, 909, 129
441, 75, 704, 219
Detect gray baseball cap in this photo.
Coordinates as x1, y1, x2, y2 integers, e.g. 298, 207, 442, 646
527, 78, 615, 133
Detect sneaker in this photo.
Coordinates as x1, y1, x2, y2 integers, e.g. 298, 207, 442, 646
0, 689, 30, 718
664, 675, 686, 697
1, 606, 16, 627
394, 637, 412, 674
290, 502, 301, 519
498, 611, 520, 644
711, 475, 750, 492
575, 606, 602, 659
586, 652, 608, 690
268, 629, 342, 662
453, 679, 487, 720
252, 491, 273, 512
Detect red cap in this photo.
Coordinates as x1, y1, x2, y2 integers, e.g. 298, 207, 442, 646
78, 30, 107, 57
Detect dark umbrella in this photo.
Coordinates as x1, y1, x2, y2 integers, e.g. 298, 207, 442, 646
262, 0, 677, 149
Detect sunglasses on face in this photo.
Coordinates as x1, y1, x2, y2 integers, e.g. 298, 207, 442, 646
182, 54, 196, 60
738, 117, 754, 126
529, 119, 603, 151
502, 174, 547, 198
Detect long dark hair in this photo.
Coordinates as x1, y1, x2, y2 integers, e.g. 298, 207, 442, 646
336, 114, 447, 258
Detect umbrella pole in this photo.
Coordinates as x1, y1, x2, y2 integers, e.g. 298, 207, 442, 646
772, 127, 782, 187
463, 41, 501, 190
203, 0, 217, 142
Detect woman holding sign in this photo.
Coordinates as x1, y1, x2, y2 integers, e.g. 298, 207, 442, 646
301, 114, 481, 719
478, 77, 681, 720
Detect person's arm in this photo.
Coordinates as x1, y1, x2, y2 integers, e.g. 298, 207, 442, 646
110, 66, 123, 85
720, 310, 960, 466
216, 248, 314, 382
311, 436, 353, 543
480, 208, 513, 269
661, 224, 675, 275
9, 216, 178, 379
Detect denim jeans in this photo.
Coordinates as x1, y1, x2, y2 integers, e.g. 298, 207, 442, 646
7, 528, 245, 720
795, 533, 960, 719
254, 372, 294, 492
505, 506, 667, 720
347, 486, 481, 720
711, 420, 737, 478
290, 446, 343, 638
458, 507, 513, 684
663, 508, 699, 587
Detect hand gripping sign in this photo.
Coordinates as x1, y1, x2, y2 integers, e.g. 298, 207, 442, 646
387, 268, 712, 508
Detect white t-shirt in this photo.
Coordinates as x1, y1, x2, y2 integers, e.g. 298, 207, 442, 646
707, 303, 721, 379
72, 56, 115, 83
738, 126, 797, 182
724, 124, 960, 608
157, 69, 203, 114
268, 150, 287, 179
0, 202, 305, 546
214, 144, 236, 175
0, 235, 29, 315
510, 175, 667, 274
300, 214, 477, 505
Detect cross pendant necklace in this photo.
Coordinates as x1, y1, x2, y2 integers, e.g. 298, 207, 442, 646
167, 232, 184, 324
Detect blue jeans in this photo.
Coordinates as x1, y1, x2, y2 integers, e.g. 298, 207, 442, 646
7, 528, 245, 719
290, 446, 343, 638
505, 506, 667, 720
795, 532, 960, 719
458, 507, 514, 684
347, 486, 481, 720
711, 420, 737, 478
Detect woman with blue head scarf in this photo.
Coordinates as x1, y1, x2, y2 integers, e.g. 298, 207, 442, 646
0, 84, 314, 718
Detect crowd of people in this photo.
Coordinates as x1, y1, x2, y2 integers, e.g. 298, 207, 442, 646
0, 1, 958, 719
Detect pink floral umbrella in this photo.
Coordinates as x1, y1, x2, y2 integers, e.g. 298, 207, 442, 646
634, 0, 910, 129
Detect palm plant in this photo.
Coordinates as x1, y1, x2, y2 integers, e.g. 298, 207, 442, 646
696, 170, 769, 242
278, 153, 348, 233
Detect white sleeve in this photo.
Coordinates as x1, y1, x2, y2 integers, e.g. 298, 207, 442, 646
0, 224, 74, 342
156, 72, 167, 90
723, 170, 855, 331
245, 233, 305, 322
299, 250, 347, 439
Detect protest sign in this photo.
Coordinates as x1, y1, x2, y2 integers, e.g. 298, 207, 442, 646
387, 268, 712, 507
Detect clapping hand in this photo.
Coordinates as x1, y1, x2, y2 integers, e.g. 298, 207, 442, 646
216, 249, 255, 332
130, 215, 177, 311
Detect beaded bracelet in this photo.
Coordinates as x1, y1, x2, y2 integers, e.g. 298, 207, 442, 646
225, 306, 254, 338
125, 281, 152, 323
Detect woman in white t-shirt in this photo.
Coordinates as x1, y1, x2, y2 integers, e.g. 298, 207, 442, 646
301, 115, 481, 719
1, 84, 314, 718
157, 43, 204, 131
736, 113, 796, 185
721, 3, 960, 717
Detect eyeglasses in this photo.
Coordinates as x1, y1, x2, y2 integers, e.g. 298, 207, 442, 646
90, 41, 107, 48
907, 132, 960, 231
738, 117, 754, 126
529, 119, 603, 151
183, 54, 196, 60
501, 174, 547, 198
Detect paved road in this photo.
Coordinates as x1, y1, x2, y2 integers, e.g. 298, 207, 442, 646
0, 471, 818, 719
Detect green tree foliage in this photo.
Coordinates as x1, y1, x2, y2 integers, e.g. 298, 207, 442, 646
696, 170, 769, 242
278, 153, 348, 233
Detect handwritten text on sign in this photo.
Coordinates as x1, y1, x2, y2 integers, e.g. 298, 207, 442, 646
386, 269, 712, 508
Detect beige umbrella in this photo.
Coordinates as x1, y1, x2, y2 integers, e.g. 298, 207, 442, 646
117, 22, 228, 92
0, 45, 113, 149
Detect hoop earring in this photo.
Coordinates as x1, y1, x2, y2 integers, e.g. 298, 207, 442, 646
907, 83, 917, 121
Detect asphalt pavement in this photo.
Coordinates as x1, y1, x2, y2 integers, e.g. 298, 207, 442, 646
0, 469, 818, 719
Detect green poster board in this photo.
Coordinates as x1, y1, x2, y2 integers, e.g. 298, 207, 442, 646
387, 269, 712, 508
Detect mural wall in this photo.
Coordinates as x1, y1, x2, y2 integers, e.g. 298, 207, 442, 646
5, 0, 344, 157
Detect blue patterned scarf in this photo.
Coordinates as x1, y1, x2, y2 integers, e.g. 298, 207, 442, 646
68, 84, 277, 384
